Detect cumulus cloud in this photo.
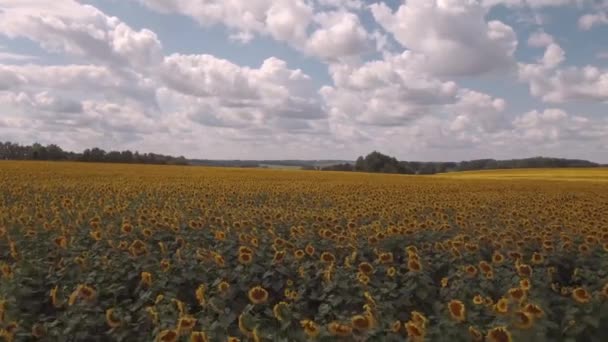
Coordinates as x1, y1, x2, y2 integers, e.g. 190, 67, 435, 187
527, 30, 554, 47
579, 12, 608, 30
0, 0, 163, 69
370, 0, 518, 76
306, 11, 371, 61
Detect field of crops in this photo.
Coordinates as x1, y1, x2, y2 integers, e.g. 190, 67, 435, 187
0, 162, 607, 341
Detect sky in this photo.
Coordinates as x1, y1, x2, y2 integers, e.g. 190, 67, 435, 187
0, 0, 607, 162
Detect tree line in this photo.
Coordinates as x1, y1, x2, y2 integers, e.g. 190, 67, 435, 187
321, 151, 600, 174
0, 141, 188, 165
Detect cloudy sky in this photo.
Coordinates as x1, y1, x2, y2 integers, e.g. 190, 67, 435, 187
0, 0, 607, 161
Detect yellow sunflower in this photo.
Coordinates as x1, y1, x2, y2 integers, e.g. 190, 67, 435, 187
486, 326, 512, 342
248, 286, 269, 305
447, 300, 466, 322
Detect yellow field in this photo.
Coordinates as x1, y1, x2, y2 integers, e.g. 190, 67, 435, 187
0, 161, 607, 341
437, 168, 608, 182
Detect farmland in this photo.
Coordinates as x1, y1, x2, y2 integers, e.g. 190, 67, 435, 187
0, 162, 607, 341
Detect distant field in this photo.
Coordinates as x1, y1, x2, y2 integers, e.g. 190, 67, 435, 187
436, 168, 608, 182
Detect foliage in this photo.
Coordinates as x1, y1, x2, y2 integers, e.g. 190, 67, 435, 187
0, 141, 188, 165
0, 161, 607, 341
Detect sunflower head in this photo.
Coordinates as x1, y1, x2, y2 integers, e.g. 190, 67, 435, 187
248, 286, 269, 305
572, 287, 591, 304
238, 252, 253, 265
158, 329, 179, 342
492, 251, 505, 264
31, 323, 46, 338
486, 326, 512, 342
508, 287, 526, 302
320, 252, 336, 264
516, 264, 532, 278
473, 295, 484, 305
404, 321, 425, 339
523, 303, 544, 318
358, 262, 374, 275
519, 279, 531, 291
391, 320, 401, 333
140, 272, 153, 288
300, 320, 320, 338
305, 244, 315, 256
218, 281, 230, 294
105, 308, 121, 328
468, 326, 483, 342
447, 299, 466, 322
189, 331, 208, 342
465, 265, 478, 277
514, 310, 534, 329
379, 252, 393, 264
294, 249, 305, 260
178, 315, 197, 333
386, 266, 397, 277
328, 321, 353, 337
408, 258, 422, 272
273, 302, 289, 321
411, 311, 427, 328
494, 298, 509, 314
351, 314, 373, 331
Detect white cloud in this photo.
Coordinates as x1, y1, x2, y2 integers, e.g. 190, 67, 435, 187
370, 0, 518, 76
527, 30, 554, 47
579, 12, 608, 30
306, 11, 371, 61
0, 0, 163, 69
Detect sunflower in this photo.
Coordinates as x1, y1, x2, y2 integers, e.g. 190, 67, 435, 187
54, 236, 68, 249
294, 249, 305, 260
68, 285, 96, 305
300, 320, 320, 338
227, 337, 240, 342
357, 272, 370, 285
178, 315, 197, 333
447, 300, 466, 322
411, 311, 427, 328
523, 303, 544, 318
320, 252, 336, 264
465, 265, 478, 277
160, 259, 171, 272
140, 272, 152, 288
508, 288, 526, 303
513, 310, 534, 329
473, 295, 484, 305
248, 286, 269, 305
479, 261, 492, 273
50, 286, 60, 308
218, 281, 230, 294
519, 279, 531, 291
404, 321, 425, 341
602, 283, 608, 299
195, 284, 206, 306
129, 239, 148, 257
351, 314, 373, 331
146, 306, 159, 324
190, 331, 209, 342
358, 262, 374, 275
494, 298, 509, 314
379, 252, 393, 264
273, 302, 289, 321
121, 223, 133, 234
469, 326, 483, 342
213, 254, 225, 267
486, 326, 512, 342
530, 252, 544, 264
305, 244, 315, 256
89, 230, 102, 241
105, 308, 121, 328
0, 263, 12, 279
572, 287, 591, 304
441, 277, 449, 288
158, 329, 179, 342
516, 264, 532, 278
386, 266, 397, 277
408, 258, 422, 272
391, 320, 401, 333
273, 250, 286, 264
328, 321, 353, 337
492, 251, 505, 264
238, 252, 253, 265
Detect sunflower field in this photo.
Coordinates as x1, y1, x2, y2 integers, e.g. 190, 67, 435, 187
0, 161, 607, 342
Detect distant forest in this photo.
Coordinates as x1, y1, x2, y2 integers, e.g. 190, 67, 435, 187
0, 141, 188, 165
320, 151, 602, 174
0, 142, 603, 173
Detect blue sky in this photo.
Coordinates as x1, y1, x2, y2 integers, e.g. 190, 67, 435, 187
0, 0, 607, 162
